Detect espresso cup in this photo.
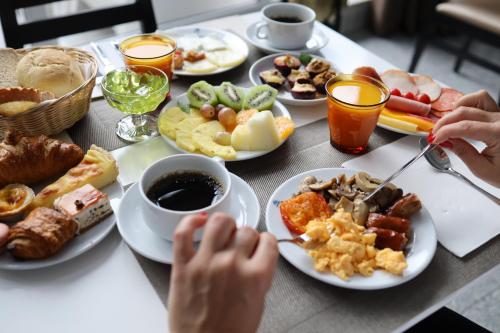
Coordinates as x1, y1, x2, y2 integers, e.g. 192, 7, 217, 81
139, 154, 232, 241
256, 3, 316, 50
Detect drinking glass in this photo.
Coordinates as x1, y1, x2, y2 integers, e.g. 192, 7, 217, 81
325, 74, 390, 154
101, 65, 169, 142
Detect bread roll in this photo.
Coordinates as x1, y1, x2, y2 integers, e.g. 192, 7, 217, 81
16, 49, 84, 98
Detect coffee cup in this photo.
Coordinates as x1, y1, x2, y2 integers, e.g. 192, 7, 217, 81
256, 3, 316, 50
139, 154, 232, 241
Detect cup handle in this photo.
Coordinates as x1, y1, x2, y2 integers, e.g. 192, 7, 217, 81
256, 22, 268, 39
212, 156, 225, 166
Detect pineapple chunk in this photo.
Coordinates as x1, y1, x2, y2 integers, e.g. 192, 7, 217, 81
158, 107, 189, 139
192, 121, 237, 160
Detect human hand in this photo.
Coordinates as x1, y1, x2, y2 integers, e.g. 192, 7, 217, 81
432, 90, 500, 187
168, 213, 279, 333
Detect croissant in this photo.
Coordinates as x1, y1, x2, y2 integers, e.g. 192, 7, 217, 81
0, 130, 83, 187
7, 207, 77, 259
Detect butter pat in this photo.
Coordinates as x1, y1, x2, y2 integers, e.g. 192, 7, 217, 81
54, 184, 112, 233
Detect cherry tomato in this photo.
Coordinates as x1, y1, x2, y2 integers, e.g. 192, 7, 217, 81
200, 104, 215, 119
390, 88, 402, 97
417, 93, 431, 104
404, 92, 415, 100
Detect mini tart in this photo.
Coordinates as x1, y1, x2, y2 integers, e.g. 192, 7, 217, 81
291, 82, 317, 100
0, 87, 54, 117
313, 70, 336, 94
273, 54, 301, 76
287, 70, 311, 87
305, 58, 331, 77
259, 69, 285, 88
0, 184, 34, 223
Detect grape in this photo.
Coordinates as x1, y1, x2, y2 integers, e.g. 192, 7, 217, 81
214, 131, 232, 146
200, 104, 215, 119
215, 104, 226, 112
218, 107, 237, 130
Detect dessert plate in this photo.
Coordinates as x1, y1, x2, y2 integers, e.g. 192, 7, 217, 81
245, 22, 329, 54
0, 182, 123, 270
249, 53, 337, 106
265, 168, 437, 290
116, 173, 260, 264
159, 86, 292, 161
162, 27, 249, 76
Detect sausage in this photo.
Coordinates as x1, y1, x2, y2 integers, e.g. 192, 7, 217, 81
366, 227, 408, 251
387, 193, 422, 218
366, 213, 411, 234
386, 95, 431, 116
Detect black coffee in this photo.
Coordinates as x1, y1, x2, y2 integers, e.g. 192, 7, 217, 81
147, 171, 224, 211
270, 16, 302, 23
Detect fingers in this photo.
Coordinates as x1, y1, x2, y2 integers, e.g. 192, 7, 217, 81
228, 227, 259, 258
199, 212, 236, 255
250, 232, 279, 273
432, 107, 495, 133
173, 214, 207, 266
447, 138, 492, 180
454, 90, 499, 113
432, 120, 498, 146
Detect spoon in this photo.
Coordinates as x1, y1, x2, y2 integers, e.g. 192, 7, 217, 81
418, 137, 500, 205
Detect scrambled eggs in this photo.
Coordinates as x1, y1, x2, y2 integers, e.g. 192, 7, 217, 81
304, 210, 408, 280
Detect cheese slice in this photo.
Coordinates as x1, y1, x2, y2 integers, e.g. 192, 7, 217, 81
31, 145, 118, 210
205, 49, 244, 68
183, 59, 218, 74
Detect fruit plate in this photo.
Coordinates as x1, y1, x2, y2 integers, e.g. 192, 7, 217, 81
265, 168, 437, 290
162, 27, 249, 76
249, 53, 337, 106
0, 181, 123, 270
159, 86, 292, 161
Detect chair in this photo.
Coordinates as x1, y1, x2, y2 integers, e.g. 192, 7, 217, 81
409, 0, 500, 75
0, 0, 157, 49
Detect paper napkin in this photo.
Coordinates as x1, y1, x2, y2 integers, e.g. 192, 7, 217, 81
343, 135, 500, 257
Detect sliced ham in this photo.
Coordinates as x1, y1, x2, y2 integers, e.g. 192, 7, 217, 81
412, 75, 441, 102
431, 88, 464, 112
353, 66, 382, 82
386, 95, 431, 116
381, 69, 419, 95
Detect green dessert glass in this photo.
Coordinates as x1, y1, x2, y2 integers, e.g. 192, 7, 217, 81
101, 65, 169, 142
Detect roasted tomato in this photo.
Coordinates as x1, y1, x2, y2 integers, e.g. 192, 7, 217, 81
279, 192, 332, 234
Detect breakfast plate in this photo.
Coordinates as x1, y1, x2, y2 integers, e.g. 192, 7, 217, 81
116, 173, 260, 264
162, 27, 249, 76
159, 86, 293, 161
0, 181, 123, 270
245, 22, 329, 54
265, 168, 437, 290
249, 53, 337, 106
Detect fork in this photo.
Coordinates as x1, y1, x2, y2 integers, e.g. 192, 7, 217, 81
277, 233, 310, 246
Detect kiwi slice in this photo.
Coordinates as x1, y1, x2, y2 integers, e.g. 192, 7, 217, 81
187, 81, 218, 108
216, 82, 245, 111
242, 85, 277, 111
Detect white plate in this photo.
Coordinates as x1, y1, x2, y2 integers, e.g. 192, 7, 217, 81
245, 21, 329, 54
0, 182, 123, 270
249, 53, 336, 106
162, 27, 249, 76
159, 86, 292, 161
116, 173, 260, 264
265, 168, 437, 290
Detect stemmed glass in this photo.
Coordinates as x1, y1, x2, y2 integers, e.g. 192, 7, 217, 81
101, 65, 169, 142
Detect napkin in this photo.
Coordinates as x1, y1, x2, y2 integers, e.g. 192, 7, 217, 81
0, 231, 168, 333
342, 135, 500, 257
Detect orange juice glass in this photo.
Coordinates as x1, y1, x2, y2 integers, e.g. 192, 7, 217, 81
326, 74, 390, 154
119, 34, 176, 81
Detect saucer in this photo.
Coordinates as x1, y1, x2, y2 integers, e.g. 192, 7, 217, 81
245, 21, 329, 54
116, 173, 260, 264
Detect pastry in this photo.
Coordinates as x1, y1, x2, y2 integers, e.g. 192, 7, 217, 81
0, 184, 34, 223
54, 184, 112, 233
0, 223, 8, 254
273, 54, 301, 76
7, 207, 77, 259
305, 58, 330, 77
312, 70, 336, 94
0, 87, 54, 116
291, 82, 316, 100
31, 145, 119, 209
16, 49, 84, 98
0, 131, 84, 187
259, 70, 285, 88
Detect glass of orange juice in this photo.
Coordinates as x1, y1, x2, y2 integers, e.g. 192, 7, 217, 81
326, 74, 390, 154
119, 34, 176, 81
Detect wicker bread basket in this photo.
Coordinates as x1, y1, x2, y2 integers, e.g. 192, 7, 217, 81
0, 46, 98, 137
